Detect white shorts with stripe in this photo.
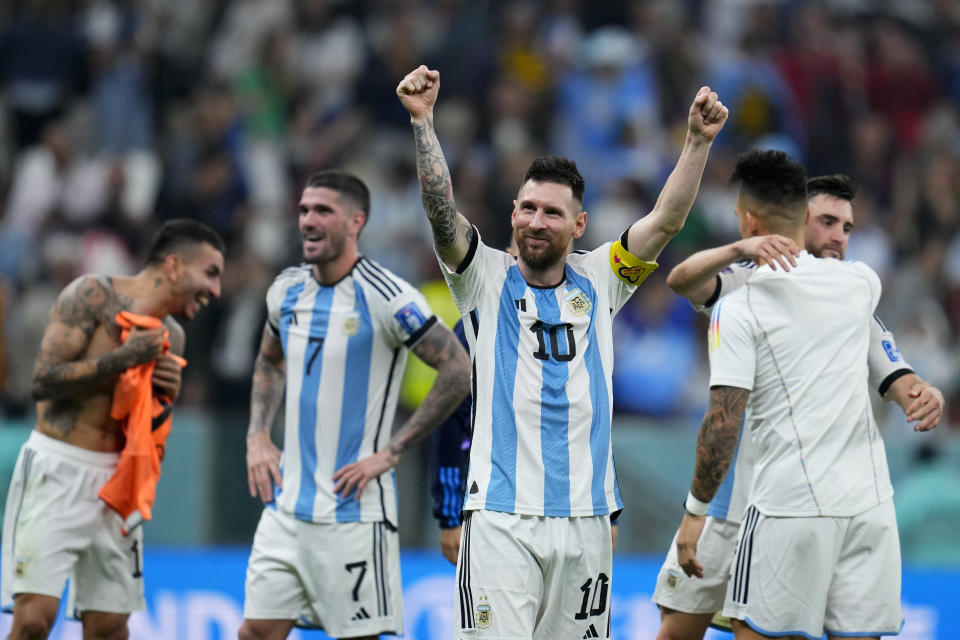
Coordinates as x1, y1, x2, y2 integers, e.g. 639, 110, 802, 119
723, 500, 904, 639
1, 431, 146, 616
243, 507, 402, 638
455, 509, 612, 640
651, 516, 740, 614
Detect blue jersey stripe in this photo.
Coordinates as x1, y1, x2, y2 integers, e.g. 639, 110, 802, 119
706, 416, 745, 519
487, 266, 524, 511
335, 283, 373, 521
533, 286, 571, 516
566, 268, 613, 512
277, 283, 305, 506
294, 285, 335, 518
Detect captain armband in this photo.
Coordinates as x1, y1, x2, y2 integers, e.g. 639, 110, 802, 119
609, 240, 658, 287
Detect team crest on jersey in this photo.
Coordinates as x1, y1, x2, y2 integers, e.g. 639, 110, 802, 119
565, 288, 592, 316
475, 595, 492, 629
343, 311, 360, 336
394, 303, 426, 334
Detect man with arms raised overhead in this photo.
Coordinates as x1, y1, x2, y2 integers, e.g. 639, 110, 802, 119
2, 219, 225, 640
676, 150, 928, 640
240, 170, 470, 640
395, 64, 727, 639
652, 173, 943, 640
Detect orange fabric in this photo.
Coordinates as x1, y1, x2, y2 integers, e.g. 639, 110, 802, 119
98, 311, 186, 535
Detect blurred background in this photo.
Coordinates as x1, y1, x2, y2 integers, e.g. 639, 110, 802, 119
0, 0, 957, 637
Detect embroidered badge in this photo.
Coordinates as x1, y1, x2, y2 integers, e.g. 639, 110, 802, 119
476, 595, 492, 629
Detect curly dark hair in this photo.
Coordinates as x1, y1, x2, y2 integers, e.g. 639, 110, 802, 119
521, 155, 586, 203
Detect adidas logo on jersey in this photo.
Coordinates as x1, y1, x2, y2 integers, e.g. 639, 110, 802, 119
469, 481, 479, 494
582, 623, 600, 638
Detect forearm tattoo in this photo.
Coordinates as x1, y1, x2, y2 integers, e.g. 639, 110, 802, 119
389, 328, 471, 457
248, 333, 286, 437
691, 386, 749, 502
412, 119, 466, 249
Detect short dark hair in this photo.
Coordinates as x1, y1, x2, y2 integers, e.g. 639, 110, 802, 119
730, 149, 807, 210
807, 174, 856, 202
521, 156, 586, 203
305, 170, 371, 218
144, 219, 225, 266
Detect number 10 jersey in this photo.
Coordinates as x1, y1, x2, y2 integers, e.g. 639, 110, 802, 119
440, 232, 656, 517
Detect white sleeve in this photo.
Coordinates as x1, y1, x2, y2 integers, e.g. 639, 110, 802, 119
693, 260, 757, 315
376, 278, 440, 349
265, 277, 287, 337
437, 229, 511, 313
707, 295, 757, 390
852, 261, 882, 313
867, 316, 913, 395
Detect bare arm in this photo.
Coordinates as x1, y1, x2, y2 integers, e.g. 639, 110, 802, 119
883, 372, 944, 432
667, 235, 800, 305
32, 277, 164, 401
398, 66, 475, 270
246, 324, 287, 502
677, 385, 749, 578
333, 322, 471, 498
626, 87, 728, 261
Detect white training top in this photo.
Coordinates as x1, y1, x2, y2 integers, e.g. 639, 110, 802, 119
265, 258, 437, 525
699, 259, 912, 523
439, 232, 657, 517
707, 252, 893, 517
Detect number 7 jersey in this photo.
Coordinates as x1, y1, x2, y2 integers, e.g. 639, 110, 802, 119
440, 232, 656, 517
265, 258, 438, 525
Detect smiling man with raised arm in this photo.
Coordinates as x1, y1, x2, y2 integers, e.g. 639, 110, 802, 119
397, 64, 728, 640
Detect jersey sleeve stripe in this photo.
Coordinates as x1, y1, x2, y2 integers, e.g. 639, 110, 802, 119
403, 315, 438, 348
702, 274, 723, 308
455, 226, 480, 275
372, 348, 402, 525
361, 258, 402, 295
356, 261, 396, 300
877, 368, 913, 397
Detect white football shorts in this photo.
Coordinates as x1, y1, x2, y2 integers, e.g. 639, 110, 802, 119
1, 431, 145, 617
455, 509, 612, 640
723, 500, 903, 639
243, 507, 403, 638
652, 515, 740, 614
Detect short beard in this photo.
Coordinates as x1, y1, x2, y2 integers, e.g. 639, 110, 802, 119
515, 230, 567, 271
303, 233, 346, 265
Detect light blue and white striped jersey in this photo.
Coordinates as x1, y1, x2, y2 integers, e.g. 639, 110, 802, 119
439, 232, 657, 517
265, 257, 437, 524
701, 259, 913, 523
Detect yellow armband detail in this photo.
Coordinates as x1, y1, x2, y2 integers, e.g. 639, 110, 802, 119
609, 240, 658, 287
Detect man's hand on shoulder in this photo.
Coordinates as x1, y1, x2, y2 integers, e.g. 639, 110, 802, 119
736, 235, 800, 272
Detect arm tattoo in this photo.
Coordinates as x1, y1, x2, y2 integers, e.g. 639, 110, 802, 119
691, 386, 749, 502
389, 325, 471, 457
32, 277, 131, 401
412, 119, 473, 250
248, 327, 286, 437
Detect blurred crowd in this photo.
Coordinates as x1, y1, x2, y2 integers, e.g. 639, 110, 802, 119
0, 0, 958, 437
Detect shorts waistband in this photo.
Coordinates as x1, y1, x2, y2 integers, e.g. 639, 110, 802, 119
26, 430, 120, 467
